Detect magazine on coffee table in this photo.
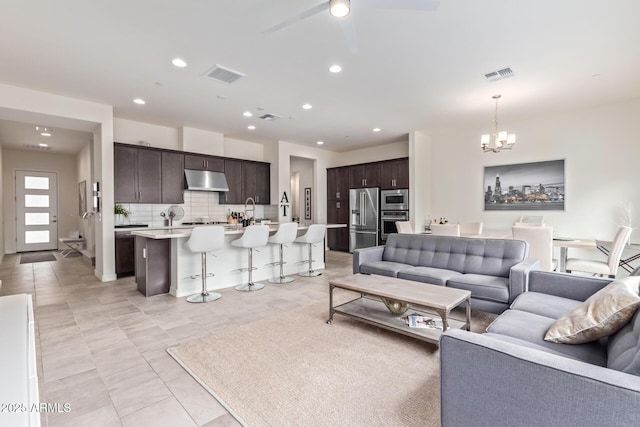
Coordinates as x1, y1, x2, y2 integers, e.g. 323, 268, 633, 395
402, 313, 443, 329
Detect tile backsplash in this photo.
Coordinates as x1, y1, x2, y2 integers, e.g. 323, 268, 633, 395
118, 191, 278, 227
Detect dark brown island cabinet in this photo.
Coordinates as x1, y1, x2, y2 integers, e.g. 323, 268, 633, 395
135, 236, 170, 296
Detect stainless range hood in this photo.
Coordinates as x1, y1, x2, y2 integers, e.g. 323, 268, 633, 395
184, 169, 229, 192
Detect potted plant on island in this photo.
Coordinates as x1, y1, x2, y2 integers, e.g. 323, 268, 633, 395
114, 204, 131, 226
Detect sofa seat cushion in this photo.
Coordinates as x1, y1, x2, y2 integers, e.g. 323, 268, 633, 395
511, 292, 583, 319
359, 261, 412, 278
486, 309, 607, 366
607, 309, 640, 375
447, 274, 509, 303
397, 267, 461, 287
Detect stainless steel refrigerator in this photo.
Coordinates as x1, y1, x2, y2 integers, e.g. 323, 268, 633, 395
349, 187, 380, 252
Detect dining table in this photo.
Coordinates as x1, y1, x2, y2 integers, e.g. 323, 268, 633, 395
552, 238, 597, 272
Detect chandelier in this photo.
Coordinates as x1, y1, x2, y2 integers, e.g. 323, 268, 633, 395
481, 95, 516, 153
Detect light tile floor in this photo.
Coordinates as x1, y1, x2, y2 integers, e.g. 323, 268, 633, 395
0, 250, 353, 426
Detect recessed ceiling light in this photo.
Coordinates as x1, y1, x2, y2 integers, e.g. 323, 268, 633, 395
302, 104, 312, 110
243, 111, 253, 117
171, 58, 187, 68
38, 143, 48, 147
329, 65, 342, 73
133, 98, 146, 105
373, 128, 381, 132
247, 125, 256, 130
317, 141, 324, 145
40, 132, 51, 137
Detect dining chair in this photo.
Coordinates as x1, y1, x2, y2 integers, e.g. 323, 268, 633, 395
513, 222, 546, 227
430, 224, 460, 236
395, 221, 413, 234
512, 225, 557, 272
459, 221, 483, 235
516, 215, 545, 225
565, 226, 632, 278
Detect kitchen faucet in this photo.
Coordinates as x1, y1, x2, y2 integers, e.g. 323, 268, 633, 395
244, 197, 256, 225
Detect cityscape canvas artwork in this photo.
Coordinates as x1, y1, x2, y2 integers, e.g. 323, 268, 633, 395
484, 160, 565, 211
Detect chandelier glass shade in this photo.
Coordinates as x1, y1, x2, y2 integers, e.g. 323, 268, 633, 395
481, 95, 516, 153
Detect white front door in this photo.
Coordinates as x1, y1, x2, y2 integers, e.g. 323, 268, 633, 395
16, 170, 58, 252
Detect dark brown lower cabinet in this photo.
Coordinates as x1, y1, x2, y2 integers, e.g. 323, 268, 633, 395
135, 236, 170, 296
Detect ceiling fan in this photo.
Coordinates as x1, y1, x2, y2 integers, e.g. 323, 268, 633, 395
265, 0, 440, 53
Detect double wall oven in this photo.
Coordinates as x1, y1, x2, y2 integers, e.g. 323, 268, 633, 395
380, 189, 409, 241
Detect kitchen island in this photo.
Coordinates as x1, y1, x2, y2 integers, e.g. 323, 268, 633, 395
131, 224, 346, 297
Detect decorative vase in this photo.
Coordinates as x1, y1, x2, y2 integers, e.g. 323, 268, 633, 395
115, 214, 125, 226
382, 298, 409, 316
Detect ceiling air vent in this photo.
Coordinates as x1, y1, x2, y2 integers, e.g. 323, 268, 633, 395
259, 114, 280, 121
484, 67, 514, 82
204, 64, 246, 84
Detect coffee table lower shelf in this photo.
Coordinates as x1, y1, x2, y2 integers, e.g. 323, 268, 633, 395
328, 297, 467, 345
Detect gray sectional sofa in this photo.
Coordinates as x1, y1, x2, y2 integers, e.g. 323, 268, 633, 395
353, 233, 538, 314
440, 270, 640, 427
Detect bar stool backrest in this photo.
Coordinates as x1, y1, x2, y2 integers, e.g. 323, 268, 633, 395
184, 226, 225, 253
295, 224, 327, 244
268, 222, 299, 244
234, 225, 270, 248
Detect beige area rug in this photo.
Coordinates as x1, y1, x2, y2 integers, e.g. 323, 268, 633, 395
167, 301, 495, 427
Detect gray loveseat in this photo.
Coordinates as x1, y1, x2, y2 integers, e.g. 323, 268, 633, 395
440, 270, 640, 427
353, 233, 538, 314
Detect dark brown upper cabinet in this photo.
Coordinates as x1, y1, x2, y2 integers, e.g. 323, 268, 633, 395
114, 144, 162, 203
219, 159, 243, 205
161, 151, 184, 204
380, 158, 409, 190
349, 162, 381, 188
184, 154, 224, 172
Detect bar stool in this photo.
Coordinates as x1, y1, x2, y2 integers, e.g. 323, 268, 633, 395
232, 225, 270, 291
266, 222, 299, 284
295, 224, 327, 277
183, 226, 225, 303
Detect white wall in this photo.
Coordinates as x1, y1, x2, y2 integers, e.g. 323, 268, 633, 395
329, 140, 409, 167
114, 117, 179, 150
224, 137, 264, 161
418, 98, 640, 244
2, 149, 78, 253
290, 157, 314, 222
409, 132, 432, 232
0, 83, 114, 280
0, 144, 4, 261
76, 142, 94, 253
276, 141, 334, 224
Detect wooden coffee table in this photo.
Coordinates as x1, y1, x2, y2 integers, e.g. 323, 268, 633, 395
327, 274, 471, 345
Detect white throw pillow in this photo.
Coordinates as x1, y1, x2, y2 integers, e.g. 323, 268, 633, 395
544, 276, 640, 344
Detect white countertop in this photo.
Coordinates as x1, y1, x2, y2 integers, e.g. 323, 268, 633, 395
131, 223, 347, 239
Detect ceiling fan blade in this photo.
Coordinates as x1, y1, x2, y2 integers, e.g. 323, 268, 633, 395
264, 1, 330, 34
338, 13, 358, 54
361, 0, 440, 11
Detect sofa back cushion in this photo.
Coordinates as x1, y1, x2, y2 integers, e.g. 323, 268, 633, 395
382, 234, 527, 277
607, 308, 640, 375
